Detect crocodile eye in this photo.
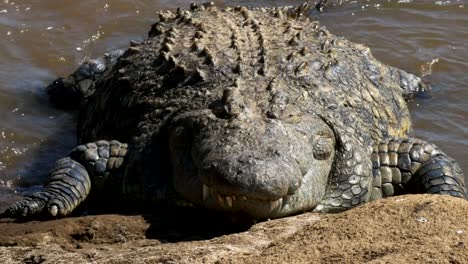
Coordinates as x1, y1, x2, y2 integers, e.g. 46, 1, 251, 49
312, 132, 334, 160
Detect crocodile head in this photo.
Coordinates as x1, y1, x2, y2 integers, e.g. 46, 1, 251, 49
168, 90, 336, 219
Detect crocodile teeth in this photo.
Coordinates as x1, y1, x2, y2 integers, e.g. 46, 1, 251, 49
269, 198, 283, 211
269, 200, 276, 211
226, 196, 233, 208
203, 185, 284, 210
277, 198, 283, 209
217, 195, 224, 206
203, 184, 209, 201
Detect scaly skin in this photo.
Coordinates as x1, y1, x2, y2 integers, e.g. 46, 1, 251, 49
2, 3, 465, 220
46, 49, 124, 109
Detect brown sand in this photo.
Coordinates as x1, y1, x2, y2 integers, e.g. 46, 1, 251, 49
0, 194, 467, 264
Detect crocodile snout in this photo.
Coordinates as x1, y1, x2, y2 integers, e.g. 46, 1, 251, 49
169, 110, 336, 218
200, 151, 302, 201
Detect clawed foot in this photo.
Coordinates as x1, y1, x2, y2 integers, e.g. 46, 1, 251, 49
1, 190, 78, 219
1, 158, 91, 219
396, 69, 430, 100
1, 196, 45, 218
315, 0, 329, 12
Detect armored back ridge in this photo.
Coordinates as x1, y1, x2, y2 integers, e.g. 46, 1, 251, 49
2, 3, 465, 220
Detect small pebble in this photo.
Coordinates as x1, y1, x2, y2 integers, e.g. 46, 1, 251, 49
417, 217, 428, 223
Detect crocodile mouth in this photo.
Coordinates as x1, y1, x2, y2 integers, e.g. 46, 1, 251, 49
169, 112, 336, 219
198, 156, 332, 219
170, 140, 331, 219
201, 184, 286, 218
171, 153, 330, 219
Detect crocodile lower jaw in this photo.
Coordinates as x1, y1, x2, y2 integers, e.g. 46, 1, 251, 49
202, 184, 285, 217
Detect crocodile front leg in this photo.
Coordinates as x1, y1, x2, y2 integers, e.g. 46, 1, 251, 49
314, 136, 466, 213
2, 158, 90, 217
1, 140, 128, 218
370, 138, 466, 200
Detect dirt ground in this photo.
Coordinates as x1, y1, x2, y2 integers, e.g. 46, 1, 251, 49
0, 194, 467, 264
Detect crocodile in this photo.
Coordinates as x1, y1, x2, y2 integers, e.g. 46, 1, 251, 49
2, 3, 466, 220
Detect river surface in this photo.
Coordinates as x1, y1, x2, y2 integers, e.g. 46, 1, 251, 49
0, 0, 466, 210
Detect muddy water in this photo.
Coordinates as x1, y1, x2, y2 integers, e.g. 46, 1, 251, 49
0, 0, 466, 209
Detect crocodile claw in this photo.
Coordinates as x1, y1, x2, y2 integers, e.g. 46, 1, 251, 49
1, 194, 49, 218
2, 158, 91, 219
315, 0, 329, 12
